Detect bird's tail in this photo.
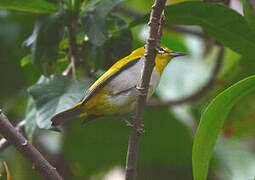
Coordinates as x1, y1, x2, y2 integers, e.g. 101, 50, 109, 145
51, 103, 83, 126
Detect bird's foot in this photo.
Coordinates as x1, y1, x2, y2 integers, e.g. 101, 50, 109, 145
121, 118, 145, 134
125, 120, 133, 128
136, 127, 145, 134
135, 123, 145, 134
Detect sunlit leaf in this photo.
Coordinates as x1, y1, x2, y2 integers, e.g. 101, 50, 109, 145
20, 56, 30, 67
0, 0, 58, 13
192, 75, 255, 180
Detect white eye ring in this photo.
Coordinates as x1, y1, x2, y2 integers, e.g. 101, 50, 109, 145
158, 47, 165, 54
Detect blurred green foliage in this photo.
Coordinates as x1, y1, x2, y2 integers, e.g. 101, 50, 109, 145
0, 0, 59, 13
242, 0, 255, 32
0, 0, 255, 180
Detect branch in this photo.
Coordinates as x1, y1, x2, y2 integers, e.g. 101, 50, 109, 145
0, 120, 25, 151
147, 45, 224, 107
125, 1, 166, 180
0, 110, 62, 180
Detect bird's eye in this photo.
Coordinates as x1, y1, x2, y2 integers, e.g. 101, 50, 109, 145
158, 47, 165, 54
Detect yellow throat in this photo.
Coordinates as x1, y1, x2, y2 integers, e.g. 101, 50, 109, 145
130, 46, 178, 75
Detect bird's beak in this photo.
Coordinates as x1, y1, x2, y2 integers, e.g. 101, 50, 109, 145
168, 52, 186, 57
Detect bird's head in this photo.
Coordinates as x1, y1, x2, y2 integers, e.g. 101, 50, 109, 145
130, 45, 186, 75
154, 46, 186, 75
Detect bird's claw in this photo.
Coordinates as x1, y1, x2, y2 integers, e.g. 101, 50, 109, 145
136, 127, 145, 134
125, 120, 133, 127
122, 119, 145, 134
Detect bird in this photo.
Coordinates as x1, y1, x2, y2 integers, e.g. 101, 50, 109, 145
51, 46, 186, 126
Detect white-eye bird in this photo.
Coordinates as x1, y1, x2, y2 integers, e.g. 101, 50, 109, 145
51, 46, 185, 126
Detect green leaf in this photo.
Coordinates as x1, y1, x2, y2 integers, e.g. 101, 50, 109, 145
130, 2, 255, 57
24, 10, 67, 75
140, 108, 192, 165
164, 2, 255, 57
192, 75, 255, 180
161, 30, 189, 53
25, 75, 49, 139
170, 0, 201, 4
81, 13, 133, 70
81, 0, 126, 46
63, 108, 192, 176
24, 98, 37, 141
242, 0, 255, 33
28, 76, 90, 129
0, 0, 58, 13
223, 92, 255, 139
81, 0, 126, 19
96, 14, 133, 69
128, 14, 149, 28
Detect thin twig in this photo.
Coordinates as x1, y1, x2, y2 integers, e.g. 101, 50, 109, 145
0, 110, 62, 180
67, 22, 79, 78
0, 120, 25, 152
3, 162, 11, 180
62, 63, 73, 76
125, 1, 166, 180
147, 45, 224, 107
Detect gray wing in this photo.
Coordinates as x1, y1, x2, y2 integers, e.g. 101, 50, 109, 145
107, 57, 144, 95
108, 56, 161, 97
81, 57, 142, 105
